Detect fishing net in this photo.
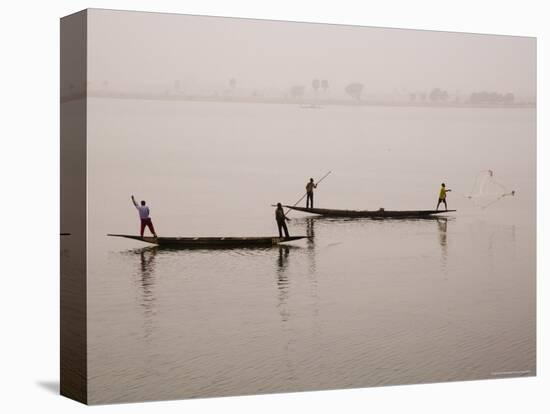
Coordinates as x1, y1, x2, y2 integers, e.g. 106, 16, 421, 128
464, 170, 516, 209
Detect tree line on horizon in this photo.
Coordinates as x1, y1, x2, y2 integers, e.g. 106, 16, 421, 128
82, 77, 524, 105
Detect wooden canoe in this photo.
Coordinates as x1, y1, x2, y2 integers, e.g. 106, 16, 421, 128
107, 234, 308, 247
283, 205, 456, 218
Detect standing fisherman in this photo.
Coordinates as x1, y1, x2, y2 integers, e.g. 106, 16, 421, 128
436, 183, 452, 211
305, 178, 317, 208
131, 195, 158, 238
275, 202, 291, 238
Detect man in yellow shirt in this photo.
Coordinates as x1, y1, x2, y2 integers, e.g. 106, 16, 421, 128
436, 183, 451, 211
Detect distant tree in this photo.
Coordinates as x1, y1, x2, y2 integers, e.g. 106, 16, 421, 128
312, 79, 320, 95
429, 88, 449, 102
229, 78, 237, 89
470, 91, 514, 104
345, 82, 364, 101
290, 85, 306, 99
409, 93, 417, 102
470, 92, 481, 103
503, 93, 515, 104
321, 79, 329, 93
429, 88, 441, 102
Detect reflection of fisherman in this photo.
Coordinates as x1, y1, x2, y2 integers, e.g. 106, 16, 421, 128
306, 218, 315, 239
437, 218, 448, 246
278, 245, 290, 269
140, 248, 157, 277
275, 202, 291, 238
436, 183, 452, 211
132, 195, 158, 237
306, 178, 317, 208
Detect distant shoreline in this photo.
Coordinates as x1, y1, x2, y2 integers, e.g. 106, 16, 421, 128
62, 91, 536, 109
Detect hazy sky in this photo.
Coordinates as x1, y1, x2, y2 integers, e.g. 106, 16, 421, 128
87, 9, 536, 97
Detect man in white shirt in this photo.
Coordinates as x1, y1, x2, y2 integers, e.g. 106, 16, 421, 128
305, 178, 317, 208
131, 195, 158, 238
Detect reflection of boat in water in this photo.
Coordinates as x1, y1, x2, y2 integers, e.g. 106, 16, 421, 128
283, 205, 456, 218
108, 234, 309, 247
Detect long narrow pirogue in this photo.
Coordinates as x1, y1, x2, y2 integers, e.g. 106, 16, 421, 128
283, 205, 456, 218
107, 234, 308, 247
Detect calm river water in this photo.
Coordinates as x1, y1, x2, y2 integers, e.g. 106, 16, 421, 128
84, 99, 535, 403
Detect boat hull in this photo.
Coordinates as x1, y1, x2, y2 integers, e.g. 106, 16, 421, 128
108, 234, 308, 247
284, 205, 456, 218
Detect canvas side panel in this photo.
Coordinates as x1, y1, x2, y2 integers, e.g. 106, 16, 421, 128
60, 9, 88, 404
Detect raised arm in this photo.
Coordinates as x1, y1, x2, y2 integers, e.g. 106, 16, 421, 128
131, 195, 138, 207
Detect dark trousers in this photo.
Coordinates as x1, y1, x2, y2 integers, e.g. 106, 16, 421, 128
277, 219, 290, 238
306, 192, 314, 208
436, 198, 447, 211
140, 218, 157, 237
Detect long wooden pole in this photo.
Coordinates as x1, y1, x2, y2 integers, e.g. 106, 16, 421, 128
285, 171, 332, 215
